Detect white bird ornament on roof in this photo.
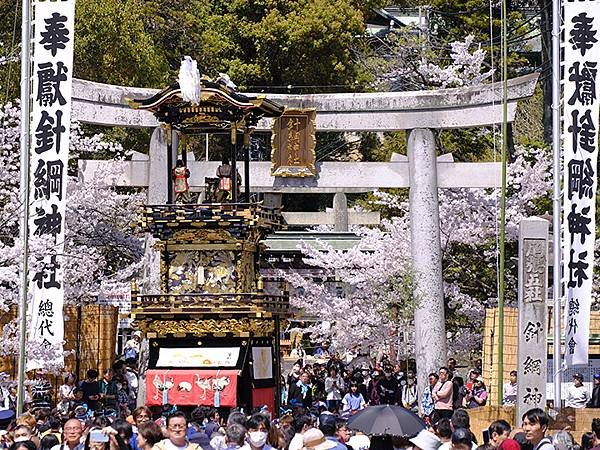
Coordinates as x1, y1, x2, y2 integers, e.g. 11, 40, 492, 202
178, 56, 201, 105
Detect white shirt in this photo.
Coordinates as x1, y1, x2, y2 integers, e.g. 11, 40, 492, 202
503, 382, 517, 405
566, 384, 590, 408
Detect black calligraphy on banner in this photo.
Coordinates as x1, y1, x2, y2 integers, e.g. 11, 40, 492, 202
570, 13, 598, 57
34, 110, 65, 155
567, 158, 595, 200
569, 61, 597, 106
33, 204, 62, 239
568, 109, 597, 154
36, 62, 67, 107
568, 249, 589, 288
33, 159, 64, 201
567, 204, 592, 244
32, 255, 61, 290
39, 13, 70, 56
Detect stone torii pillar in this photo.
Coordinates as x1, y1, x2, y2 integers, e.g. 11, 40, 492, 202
408, 129, 447, 386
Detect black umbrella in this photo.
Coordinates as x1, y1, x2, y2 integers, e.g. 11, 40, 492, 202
347, 405, 426, 436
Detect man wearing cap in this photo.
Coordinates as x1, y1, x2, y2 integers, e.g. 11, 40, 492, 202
566, 373, 590, 408
588, 374, 600, 408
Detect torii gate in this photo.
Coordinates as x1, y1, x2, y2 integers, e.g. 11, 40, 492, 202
75, 73, 538, 399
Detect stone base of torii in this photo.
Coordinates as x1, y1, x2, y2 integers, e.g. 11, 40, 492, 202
74, 74, 538, 406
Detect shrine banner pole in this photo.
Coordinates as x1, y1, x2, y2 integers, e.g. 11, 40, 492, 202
244, 131, 250, 203
17, 0, 32, 416
551, 0, 562, 406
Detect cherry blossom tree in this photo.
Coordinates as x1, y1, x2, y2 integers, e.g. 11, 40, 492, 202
0, 101, 144, 367
286, 144, 554, 358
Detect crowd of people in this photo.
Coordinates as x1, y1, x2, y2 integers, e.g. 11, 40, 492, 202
1, 342, 600, 450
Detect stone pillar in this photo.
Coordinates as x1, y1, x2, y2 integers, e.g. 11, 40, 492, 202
407, 128, 447, 408
333, 192, 349, 232
516, 217, 548, 419
142, 127, 166, 295
148, 127, 168, 204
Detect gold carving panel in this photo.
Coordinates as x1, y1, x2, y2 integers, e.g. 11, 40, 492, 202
168, 250, 237, 295
142, 319, 275, 336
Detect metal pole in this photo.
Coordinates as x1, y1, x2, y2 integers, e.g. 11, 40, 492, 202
17, 0, 32, 416
551, 0, 562, 408
231, 126, 238, 203
166, 126, 173, 204
243, 132, 250, 203
497, 0, 509, 406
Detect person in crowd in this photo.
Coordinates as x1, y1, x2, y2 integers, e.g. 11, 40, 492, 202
465, 377, 487, 409
403, 372, 418, 412
245, 414, 273, 450
204, 409, 220, 439
3, 385, 17, 412
450, 410, 477, 449
453, 377, 467, 411
136, 422, 164, 450
334, 423, 350, 448
318, 415, 346, 450
566, 373, 590, 408
288, 372, 313, 408
301, 428, 337, 450
410, 428, 442, 450
521, 408, 553, 450
124, 330, 141, 362
347, 431, 370, 450
324, 368, 344, 412
154, 411, 200, 450
9, 441, 37, 450
591, 419, 600, 450
433, 418, 452, 450
448, 359, 460, 380
423, 373, 439, 418
314, 342, 331, 359
211, 412, 246, 450
432, 367, 453, 420
41, 435, 60, 450
224, 424, 246, 450
581, 432, 594, 450
465, 369, 481, 392
58, 374, 77, 417
452, 429, 473, 450
341, 382, 365, 416
376, 367, 401, 405
288, 414, 313, 450
552, 431, 577, 450
51, 418, 84, 450
589, 374, 600, 408
188, 407, 212, 450
502, 371, 517, 406
80, 370, 101, 412
13, 425, 32, 443
488, 420, 519, 450
99, 369, 118, 412
124, 361, 139, 412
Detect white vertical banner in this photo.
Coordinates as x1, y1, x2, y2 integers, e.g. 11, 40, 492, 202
563, 0, 600, 367
27, 0, 75, 370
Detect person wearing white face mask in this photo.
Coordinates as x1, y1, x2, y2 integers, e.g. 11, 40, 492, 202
243, 415, 273, 450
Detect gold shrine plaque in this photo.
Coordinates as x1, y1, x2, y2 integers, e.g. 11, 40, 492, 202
270, 108, 316, 177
